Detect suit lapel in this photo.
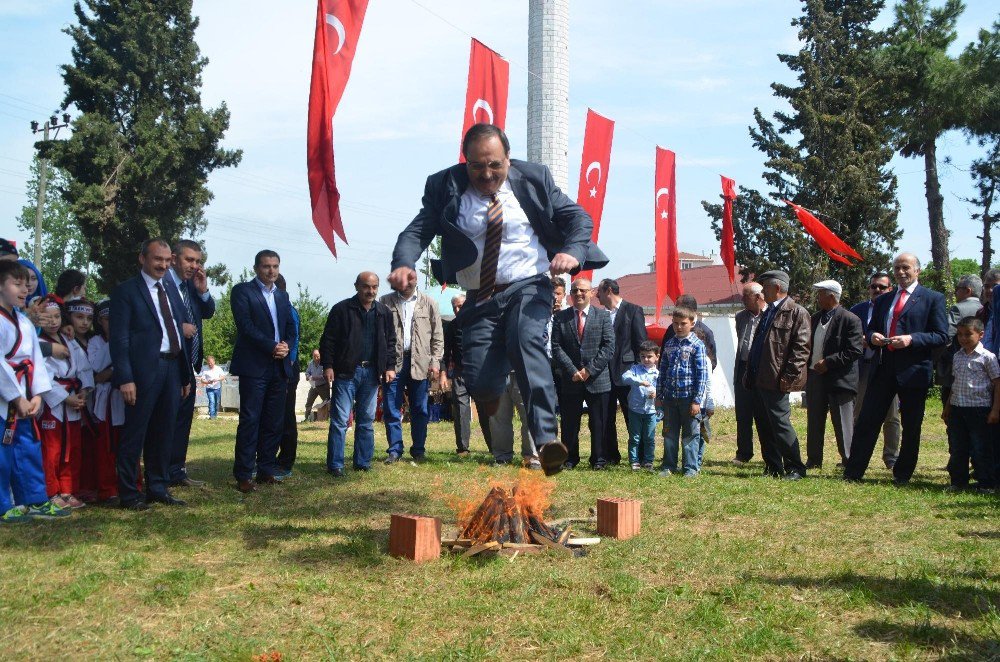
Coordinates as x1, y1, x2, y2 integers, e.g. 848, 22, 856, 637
137, 277, 157, 319
251, 281, 276, 336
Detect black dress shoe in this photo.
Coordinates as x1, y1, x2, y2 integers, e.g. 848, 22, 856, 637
591, 463, 607, 471
384, 453, 401, 465
171, 477, 207, 488
120, 500, 149, 511
237, 479, 258, 493
147, 493, 187, 506
539, 442, 568, 476
329, 468, 344, 478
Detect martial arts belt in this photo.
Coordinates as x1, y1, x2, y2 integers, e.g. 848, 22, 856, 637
1, 306, 38, 445
53, 377, 83, 463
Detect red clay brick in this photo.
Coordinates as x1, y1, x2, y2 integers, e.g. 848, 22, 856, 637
389, 514, 441, 561
596, 498, 642, 540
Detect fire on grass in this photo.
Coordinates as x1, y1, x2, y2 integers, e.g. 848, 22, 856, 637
441, 470, 600, 559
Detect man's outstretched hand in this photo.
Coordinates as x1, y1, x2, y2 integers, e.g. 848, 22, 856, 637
388, 267, 417, 292
549, 253, 580, 276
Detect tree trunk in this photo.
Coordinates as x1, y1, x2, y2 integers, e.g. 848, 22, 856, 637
980, 182, 995, 277
924, 140, 950, 292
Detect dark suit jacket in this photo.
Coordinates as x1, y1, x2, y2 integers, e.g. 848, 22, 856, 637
551, 306, 615, 394
866, 284, 948, 388
734, 308, 762, 381
110, 274, 192, 389
172, 271, 216, 370
229, 279, 296, 379
608, 300, 647, 387
809, 306, 863, 393
849, 300, 875, 337
391, 160, 609, 283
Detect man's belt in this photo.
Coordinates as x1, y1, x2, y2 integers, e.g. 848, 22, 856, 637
4, 359, 39, 445
160, 352, 179, 360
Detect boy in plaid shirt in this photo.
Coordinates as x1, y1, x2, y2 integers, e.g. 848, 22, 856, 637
656, 307, 708, 477
942, 316, 1000, 493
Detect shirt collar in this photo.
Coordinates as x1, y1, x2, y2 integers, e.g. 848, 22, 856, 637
473, 178, 512, 202
963, 342, 987, 356
899, 280, 918, 295
141, 271, 162, 289
169, 268, 183, 286
397, 290, 419, 303
575, 304, 591, 316
255, 278, 275, 294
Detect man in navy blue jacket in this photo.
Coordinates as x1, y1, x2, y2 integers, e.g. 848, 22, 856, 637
229, 250, 296, 493
168, 239, 216, 488
388, 124, 608, 475
110, 238, 192, 510
845, 253, 947, 484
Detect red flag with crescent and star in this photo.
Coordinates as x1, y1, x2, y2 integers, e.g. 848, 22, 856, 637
720, 175, 737, 284
459, 39, 509, 162
654, 147, 682, 322
573, 109, 615, 283
307, 0, 370, 257
783, 200, 863, 266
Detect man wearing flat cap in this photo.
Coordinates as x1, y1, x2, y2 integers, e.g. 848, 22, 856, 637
744, 269, 811, 479
805, 280, 863, 469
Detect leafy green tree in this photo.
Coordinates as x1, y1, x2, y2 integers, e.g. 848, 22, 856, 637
201, 281, 236, 366
705, 0, 900, 302
47, 0, 241, 293
292, 285, 330, 372
921, 256, 983, 291
16, 159, 92, 288
879, 0, 967, 292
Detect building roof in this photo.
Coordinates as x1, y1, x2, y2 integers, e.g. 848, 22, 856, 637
677, 251, 713, 262
616, 265, 744, 312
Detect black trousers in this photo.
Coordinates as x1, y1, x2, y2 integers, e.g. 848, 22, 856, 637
602, 384, 630, 465
734, 359, 755, 461
276, 369, 300, 471
168, 380, 196, 483
750, 387, 807, 477
233, 361, 286, 481
560, 389, 609, 467
118, 356, 181, 502
846, 357, 928, 482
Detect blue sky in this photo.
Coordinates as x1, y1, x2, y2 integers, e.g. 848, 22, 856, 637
0, 0, 996, 305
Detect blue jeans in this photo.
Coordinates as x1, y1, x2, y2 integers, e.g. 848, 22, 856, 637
206, 388, 221, 418
662, 398, 702, 474
627, 410, 657, 465
383, 355, 429, 458
327, 365, 379, 470
947, 406, 996, 488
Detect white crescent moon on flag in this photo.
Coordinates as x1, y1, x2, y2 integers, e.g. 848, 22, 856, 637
471, 99, 494, 124
655, 187, 671, 207
326, 14, 346, 55
586, 161, 602, 185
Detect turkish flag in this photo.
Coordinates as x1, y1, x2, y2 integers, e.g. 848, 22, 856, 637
307, 0, 370, 257
654, 147, 682, 322
574, 109, 615, 283
783, 200, 863, 266
720, 176, 737, 284
459, 39, 509, 162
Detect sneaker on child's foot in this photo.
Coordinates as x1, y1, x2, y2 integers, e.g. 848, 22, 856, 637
658, 468, 673, 477
630, 463, 641, 471
51, 495, 71, 509
25, 501, 72, 520
1, 506, 31, 523
641, 463, 654, 471
66, 495, 86, 509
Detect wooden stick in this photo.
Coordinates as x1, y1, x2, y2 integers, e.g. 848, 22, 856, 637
529, 530, 573, 556
556, 526, 572, 545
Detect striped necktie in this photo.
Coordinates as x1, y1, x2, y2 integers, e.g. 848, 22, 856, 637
180, 282, 199, 366
476, 193, 503, 304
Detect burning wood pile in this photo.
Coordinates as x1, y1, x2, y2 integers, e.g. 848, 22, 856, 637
441, 474, 599, 559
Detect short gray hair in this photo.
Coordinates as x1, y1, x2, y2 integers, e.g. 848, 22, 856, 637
744, 282, 763, 295
956, 274, 983, 298
984, 268, 1000, 286
764, 277, 789, 294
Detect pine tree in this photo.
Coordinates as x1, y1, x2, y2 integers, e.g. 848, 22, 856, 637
705, 0, 900, 303
47, 0, 241, 292
880, 0, 966, 292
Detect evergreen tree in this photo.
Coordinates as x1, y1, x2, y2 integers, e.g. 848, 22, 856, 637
16, 158, 92, 287
706, 0, 900, 303
880, 0, 966, 292
47, 0, 241, 293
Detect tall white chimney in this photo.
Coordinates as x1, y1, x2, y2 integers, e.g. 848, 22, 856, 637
527, 0, 570, 191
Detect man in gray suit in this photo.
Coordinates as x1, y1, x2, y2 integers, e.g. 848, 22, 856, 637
733, 282, 766, 465
551, 278, 615, 469
937, 274, 983, 403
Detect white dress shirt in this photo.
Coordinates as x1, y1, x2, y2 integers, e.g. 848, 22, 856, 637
398, 291, 419, 352
884, 280, 919, 335
141, 271, 179, 353
256, 278, 280, 343
608, 303, 620, 326
455, 179, 549, 290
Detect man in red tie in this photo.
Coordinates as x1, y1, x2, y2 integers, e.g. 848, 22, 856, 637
550, 278, 615, 469
844, 252, 947, 485
388, 124, 609, 475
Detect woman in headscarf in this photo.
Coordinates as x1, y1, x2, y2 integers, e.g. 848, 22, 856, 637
17, 258, 47, 304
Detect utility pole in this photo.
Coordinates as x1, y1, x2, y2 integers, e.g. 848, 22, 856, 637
30, 112, 72, 266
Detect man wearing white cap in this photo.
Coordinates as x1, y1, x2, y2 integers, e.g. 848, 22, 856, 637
805, 280, 863, 468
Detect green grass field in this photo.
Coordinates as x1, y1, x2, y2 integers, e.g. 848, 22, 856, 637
1, 399, 998, 660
